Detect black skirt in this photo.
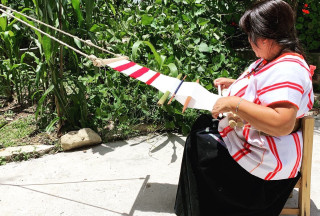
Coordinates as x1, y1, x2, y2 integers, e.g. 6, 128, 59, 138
174, 114, 300, 216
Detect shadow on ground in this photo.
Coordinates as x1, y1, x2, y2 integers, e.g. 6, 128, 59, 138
83, 133, 185, 163
130, 181, 177, 215
285, 189, 319, 216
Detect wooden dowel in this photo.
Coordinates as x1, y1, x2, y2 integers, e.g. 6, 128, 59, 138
182, 79, 199, 113
101, 56, 129, 65
157, 74, 182, 106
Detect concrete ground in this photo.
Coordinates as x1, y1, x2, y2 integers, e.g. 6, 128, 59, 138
0, 120, 320, 216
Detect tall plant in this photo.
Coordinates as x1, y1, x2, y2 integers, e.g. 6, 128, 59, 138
0, 7, 37, 104
11, 0, 95, 132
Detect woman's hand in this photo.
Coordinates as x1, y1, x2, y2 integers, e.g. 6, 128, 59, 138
213, 78, 236, 90
211, 96, 237, 118
212, 95, 298, 136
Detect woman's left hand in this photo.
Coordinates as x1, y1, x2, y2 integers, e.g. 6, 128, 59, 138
211, 96, 236, 118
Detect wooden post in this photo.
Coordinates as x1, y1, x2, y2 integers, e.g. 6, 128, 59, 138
299, 116, 314, 216
280, 116, 314, 215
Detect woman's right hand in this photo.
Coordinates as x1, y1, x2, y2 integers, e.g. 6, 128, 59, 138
213, 77, 235, 90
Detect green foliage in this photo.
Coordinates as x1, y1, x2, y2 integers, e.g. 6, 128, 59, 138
0, 9, 33, 103
0, 0, 317, 138
0, 117, 7, 129
0, 157, 6, 166
296, 1, 320, 51
10, 149, 40, 162
313, 98, 320, 109
93, 0, 249, 134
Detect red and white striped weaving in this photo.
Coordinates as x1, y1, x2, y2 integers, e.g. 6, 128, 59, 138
106, 59, 221, 111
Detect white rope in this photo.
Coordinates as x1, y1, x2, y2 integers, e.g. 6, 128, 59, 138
0, 4, 119, 57
0, 7, 129, 66
0, 8, 91, 59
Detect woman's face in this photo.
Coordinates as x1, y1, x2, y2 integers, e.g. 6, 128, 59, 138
249, 37, 266, 59
248, 37, 282, 61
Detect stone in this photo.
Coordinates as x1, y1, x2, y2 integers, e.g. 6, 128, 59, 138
0, 145, 54, 160
60, 128, 102, 151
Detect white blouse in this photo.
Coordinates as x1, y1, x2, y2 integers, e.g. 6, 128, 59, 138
218, 53, 314, 180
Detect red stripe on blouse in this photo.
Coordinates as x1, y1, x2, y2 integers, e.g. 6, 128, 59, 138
254, 97, 261, 105
289, 133, 302, 178
257, 82, 304, 96
308, 89, 313, 109
243, 124, 251, 140
259, 85, 304, 96
113, 62, 136, 72
233, 142, 252, 162
264, 136, 283, 180
254, 58, 309, 76
220, 126, 233, 138
146, 72, 161, 85
281, 59, 310, 73
234, 85, 248, 97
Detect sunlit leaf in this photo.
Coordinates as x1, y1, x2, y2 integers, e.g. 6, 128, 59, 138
84, 0, 94, 29
42, 36, 52, 63
197, 18, 209, 26
198, 42, 211, 53
109, 3, 116, 16
166, 63, 178, 77
132, 40, 162, 69
71, 0, 84, 27
74, 38, 82, 49
0, 16, 7, 31
141, 14, 154, 25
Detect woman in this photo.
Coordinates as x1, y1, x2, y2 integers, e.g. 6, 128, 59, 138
174, 0, 315, 215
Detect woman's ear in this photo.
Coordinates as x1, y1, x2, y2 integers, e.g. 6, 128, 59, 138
262, 38, 269, 45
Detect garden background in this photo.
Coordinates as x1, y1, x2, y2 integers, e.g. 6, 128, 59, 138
0, 0, 319, 150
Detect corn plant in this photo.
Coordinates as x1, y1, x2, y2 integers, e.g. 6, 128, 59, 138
0, 9, 36, 104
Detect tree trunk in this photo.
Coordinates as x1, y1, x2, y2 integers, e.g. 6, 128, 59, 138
56, 0, 65, 135
290, 0, 299, 20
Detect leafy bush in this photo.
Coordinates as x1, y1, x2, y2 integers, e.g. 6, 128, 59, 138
0, 0, 317, 138
296, 1, 320, 51
85, 0, 250, 135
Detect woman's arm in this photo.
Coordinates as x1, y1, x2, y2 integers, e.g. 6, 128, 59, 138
212, 96, 298, 137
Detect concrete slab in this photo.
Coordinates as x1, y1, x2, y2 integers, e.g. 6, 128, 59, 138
0, 145, 55, 160
0, 133, 185, 216
0, 127, 319, 216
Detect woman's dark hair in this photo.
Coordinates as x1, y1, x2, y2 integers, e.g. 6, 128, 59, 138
239, 0, 306, 59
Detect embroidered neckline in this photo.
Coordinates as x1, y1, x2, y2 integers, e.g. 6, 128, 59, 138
243, 59, 268, 79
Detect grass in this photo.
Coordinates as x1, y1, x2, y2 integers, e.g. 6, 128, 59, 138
0, 109, 59, 165
0, 115, 36, 148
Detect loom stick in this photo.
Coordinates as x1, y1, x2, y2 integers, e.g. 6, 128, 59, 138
217, 84, 223, 118
101, 56, 129, 65
157, 74, 183, 106
89, 55, 129, 67
218, 84, 222, 97
182, 79, 199, 113
168, 75, 187, 105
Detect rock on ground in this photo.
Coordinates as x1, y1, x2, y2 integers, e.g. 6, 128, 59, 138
60, 128, 102, 151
